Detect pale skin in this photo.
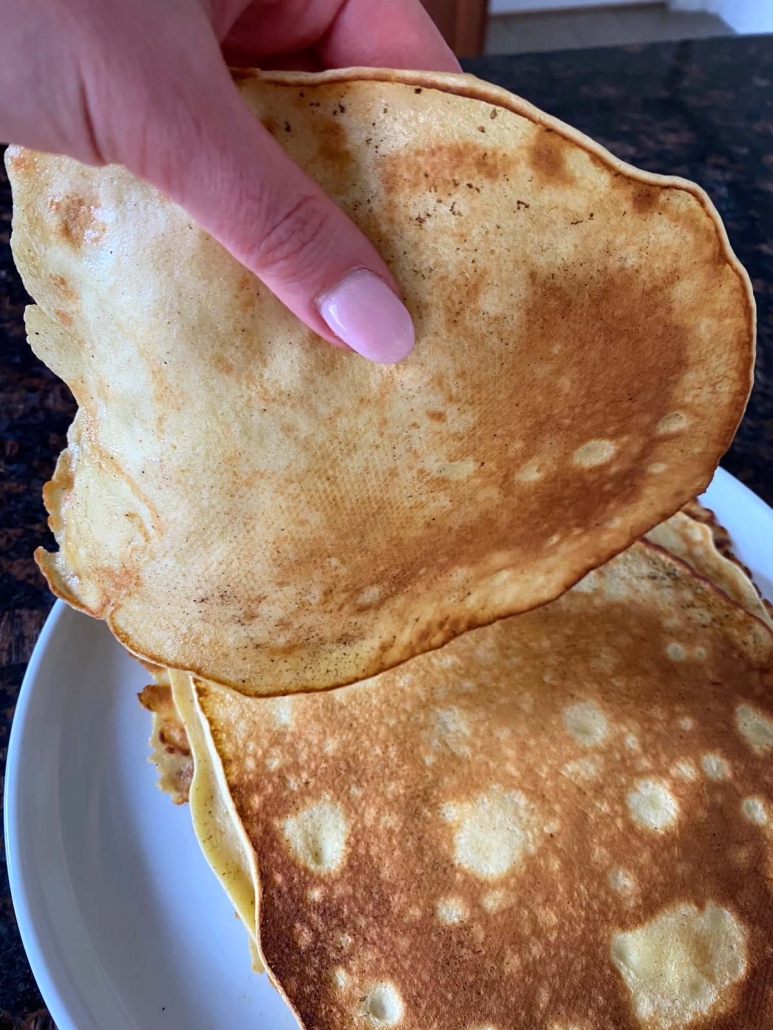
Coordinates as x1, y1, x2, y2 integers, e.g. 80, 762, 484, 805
0, 0, 460, 362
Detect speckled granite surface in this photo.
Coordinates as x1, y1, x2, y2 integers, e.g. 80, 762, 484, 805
0, 34, 771, 1028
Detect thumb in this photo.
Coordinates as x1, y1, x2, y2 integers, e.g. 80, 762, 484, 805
121, 48, 414, 364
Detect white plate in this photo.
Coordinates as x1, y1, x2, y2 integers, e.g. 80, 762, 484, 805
6, 467, 773, 1030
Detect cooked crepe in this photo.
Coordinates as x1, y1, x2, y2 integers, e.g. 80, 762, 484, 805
142, 679, 193, 807
142, 504, 773, 808
647, 511, 773, 629
169, 660, 266, 975
139, 672, 192, 806
172, 540, 773, 1030
141, 502, 773, 1007
7, 68, 754, 694
683, 500, 739, 562
681, 500, 773, 624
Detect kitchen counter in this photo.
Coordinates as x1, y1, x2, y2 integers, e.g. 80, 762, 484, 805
1, 33, 771, 1028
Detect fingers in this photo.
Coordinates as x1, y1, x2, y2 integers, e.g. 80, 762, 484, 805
121, 35, 413, 362
221, 0, 461, 74
317, 0, 461, 72
222, 47, 323, 71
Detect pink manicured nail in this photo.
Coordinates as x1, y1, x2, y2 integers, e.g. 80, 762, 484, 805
318, 269, 415, 364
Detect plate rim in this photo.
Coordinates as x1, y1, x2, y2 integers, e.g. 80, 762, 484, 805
4, 600, 82, 1030
5, 468, 773, 1030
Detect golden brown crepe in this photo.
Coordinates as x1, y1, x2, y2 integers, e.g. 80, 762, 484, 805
172, 539, 773, 1030
682, 499, 739, 562
7, 68, 754, 694
680, 500, 773, 625
141, 503, 773, 808
138, 671, 192, 806
646, 511, 773, 629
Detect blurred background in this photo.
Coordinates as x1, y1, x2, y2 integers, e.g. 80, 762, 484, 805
421, 0, 773, 57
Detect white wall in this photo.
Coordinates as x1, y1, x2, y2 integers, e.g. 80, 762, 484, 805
489, 0, 650, 13
715, 1, 773, 33
490, 0, 773, 30
670, 0, 773, 32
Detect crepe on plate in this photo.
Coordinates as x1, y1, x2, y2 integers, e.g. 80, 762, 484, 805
139, 673, 191, 806
646, 512, 772, 629
155, 532, 773, 1030
7, 67, 755, 694
139, 505, 773, 1007
140, 503, 773, 808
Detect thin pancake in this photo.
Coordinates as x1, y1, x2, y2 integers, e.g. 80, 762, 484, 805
683, 500, 739, 562
681, 499, 773, 624
141, 680, 192, 805
169, 664, 265, 975
139, 671, 192, 806
143, 505, 772, 807
183, 541, 773, 1030
646, 511, 773, 629
8, 68, 754, 694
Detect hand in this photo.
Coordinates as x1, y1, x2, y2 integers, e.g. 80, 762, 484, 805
0, 0, 460, 362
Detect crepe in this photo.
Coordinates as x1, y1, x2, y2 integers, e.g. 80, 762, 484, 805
681, 500, 773, 624
7, 68, 754, 694
169, 661, 266, 975
171, 539, 773, 1029
138, 671, 192, 806
141, 503, 773, 809
647, 511, 773, 629
682, 500, 739, 563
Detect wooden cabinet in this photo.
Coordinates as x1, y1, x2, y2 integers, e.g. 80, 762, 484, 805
421, 0, 488, 56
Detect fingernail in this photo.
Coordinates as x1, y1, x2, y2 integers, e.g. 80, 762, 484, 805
318, 269, 415, 364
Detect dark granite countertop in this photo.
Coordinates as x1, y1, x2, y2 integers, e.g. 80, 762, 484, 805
1, 33, 772, 1029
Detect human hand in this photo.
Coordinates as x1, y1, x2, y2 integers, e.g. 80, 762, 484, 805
0, 0, 460, 362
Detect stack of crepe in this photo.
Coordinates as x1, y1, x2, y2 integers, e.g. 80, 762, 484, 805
8, 68, 772, 1030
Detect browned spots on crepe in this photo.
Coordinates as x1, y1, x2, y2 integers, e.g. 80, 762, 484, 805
47, 194, 105, 247
49, 273, 76, 301
311, 112, 354, 174
381, 140, 511, 198
528, 126, 576, 185
52, 308, 73, 326
212, 351, 237, 377
140, 679, 193, 805
5, 147, 35, 174
631, 183, 661, 214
